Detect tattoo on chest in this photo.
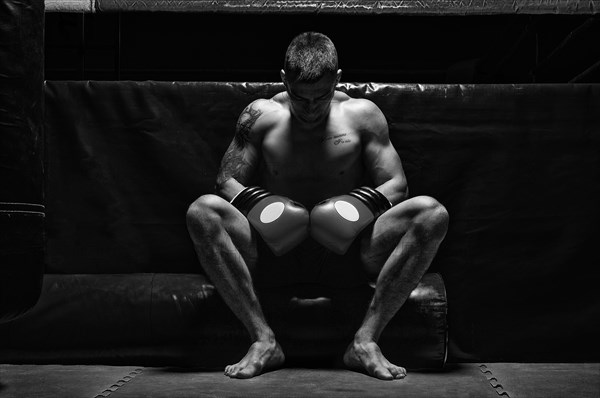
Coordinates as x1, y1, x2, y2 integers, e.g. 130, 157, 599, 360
321, 133, 352, 145
234, 103, 262, 148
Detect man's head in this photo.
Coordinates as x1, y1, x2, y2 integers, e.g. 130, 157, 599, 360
283, 32, 339, 84
281, 32, 342, 125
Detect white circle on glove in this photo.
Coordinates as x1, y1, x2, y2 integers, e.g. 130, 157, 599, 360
334, 200, 359, 222
260, 202, 285, 223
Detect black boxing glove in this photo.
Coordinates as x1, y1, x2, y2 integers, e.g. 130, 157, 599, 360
310, 186, 392, 255
231, 186, 309, 256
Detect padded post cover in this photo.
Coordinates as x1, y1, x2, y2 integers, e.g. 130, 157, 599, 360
0, 0, 45, 322
92, 0, 599, 14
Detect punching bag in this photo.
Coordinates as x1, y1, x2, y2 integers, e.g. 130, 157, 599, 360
0, 0, 45, 322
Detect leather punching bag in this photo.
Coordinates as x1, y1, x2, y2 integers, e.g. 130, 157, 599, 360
0, 0, 45, 322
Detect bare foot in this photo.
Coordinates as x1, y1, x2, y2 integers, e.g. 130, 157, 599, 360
343, 340, 406, 380
224, 340, 285, 379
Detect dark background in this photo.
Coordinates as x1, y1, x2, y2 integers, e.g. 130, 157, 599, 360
45, 13, 600, 83
32, 10, 600, 364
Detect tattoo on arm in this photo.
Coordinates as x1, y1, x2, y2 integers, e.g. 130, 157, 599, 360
215, 102, 262, 188
234, 102, 262, 149
215, 144, 251, 187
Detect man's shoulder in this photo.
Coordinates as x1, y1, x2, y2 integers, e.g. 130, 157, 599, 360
239, 97, 286, 132
342, 96, 381, 115
245, 96, 285, 115
341, 97, 387, 133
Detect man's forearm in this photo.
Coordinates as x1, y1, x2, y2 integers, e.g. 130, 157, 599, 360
375, 178, 408, 207
215, 178, 246, 202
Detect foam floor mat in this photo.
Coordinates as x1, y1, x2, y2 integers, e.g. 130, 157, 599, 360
2, 363, 598, 397
1, 364, 495, 398
83, 365, 498, 398
0, 365, 142, 398
479, 363, 600, 398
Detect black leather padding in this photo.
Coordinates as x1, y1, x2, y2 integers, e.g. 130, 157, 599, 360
0, 273, 447, 369
0, 0, 45, 323
93, 0, 598, 14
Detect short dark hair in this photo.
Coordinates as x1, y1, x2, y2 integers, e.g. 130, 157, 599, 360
284, 32, 338, 83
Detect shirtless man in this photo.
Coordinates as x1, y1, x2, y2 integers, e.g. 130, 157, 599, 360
186, 32, 449, 380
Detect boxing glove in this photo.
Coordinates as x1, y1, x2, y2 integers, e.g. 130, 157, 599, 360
310, 186, 392, 255
231, 186, 309, 256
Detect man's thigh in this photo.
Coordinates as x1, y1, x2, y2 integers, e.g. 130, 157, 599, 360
359, 196, 432, 278
197, 193, 259, 270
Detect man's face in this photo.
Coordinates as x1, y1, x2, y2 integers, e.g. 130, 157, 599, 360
283, 72, 340, 125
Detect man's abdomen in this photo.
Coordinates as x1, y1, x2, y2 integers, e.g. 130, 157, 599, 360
261, 174, 364, 209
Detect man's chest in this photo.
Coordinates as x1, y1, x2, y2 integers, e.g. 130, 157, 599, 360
261, 125, 362, 178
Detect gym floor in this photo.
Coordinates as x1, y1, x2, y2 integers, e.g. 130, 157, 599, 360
1, 363, 598, 397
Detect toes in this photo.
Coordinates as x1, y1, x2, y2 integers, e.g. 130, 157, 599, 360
399, 367, 407, 378
388, 366, 406, 379
225, 364, 241, 378
235, 364, 260, 379
387, 366, 400, 378
373, 366, 394, 380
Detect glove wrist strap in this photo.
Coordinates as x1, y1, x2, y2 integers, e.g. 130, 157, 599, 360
230, 186, 272, 213
349, 187, 392, 217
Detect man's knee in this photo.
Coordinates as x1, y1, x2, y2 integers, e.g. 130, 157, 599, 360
186, 194, 229, 236
409, 196, 449, 240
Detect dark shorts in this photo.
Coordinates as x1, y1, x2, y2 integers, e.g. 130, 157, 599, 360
254, 234, 369, 289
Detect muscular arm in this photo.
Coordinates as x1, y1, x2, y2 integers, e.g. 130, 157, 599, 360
215, 101, 264, 201
359, 100, 408, 206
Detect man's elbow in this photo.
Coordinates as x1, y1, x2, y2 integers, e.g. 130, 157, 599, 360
213, 176, 227, 198
214, 179, 227, 198
215, 177, 246, 202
